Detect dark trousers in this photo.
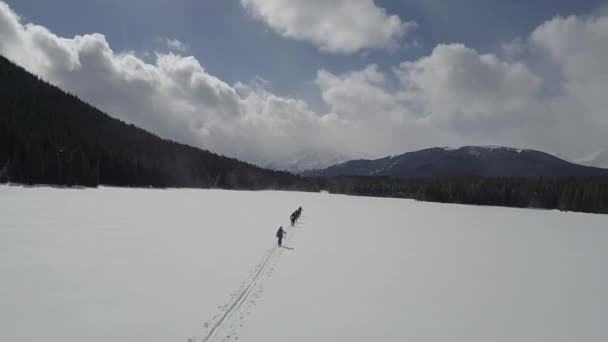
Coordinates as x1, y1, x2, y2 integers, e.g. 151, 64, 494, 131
278, 236, 283, 246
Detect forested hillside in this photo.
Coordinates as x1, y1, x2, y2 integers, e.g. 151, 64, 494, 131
0, 55, 310, 190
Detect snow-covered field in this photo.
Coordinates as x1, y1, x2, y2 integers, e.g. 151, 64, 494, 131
1, 185, 607, 342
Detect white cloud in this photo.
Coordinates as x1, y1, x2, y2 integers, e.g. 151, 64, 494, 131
525, 14, 608, 156
315, 17, 608, 159
0, 1, 335, 164
241, 0, 415, 53
396, 44, 542, 124
317, 65, 395, 120
315, 65, 463, 155
1, 0, 608, 165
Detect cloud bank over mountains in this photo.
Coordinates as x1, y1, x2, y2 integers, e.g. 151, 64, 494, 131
1, 1, 607, 166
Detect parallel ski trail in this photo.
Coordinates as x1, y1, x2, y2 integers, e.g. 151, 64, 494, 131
201, 247, 276, 342
199, 221, 302, 342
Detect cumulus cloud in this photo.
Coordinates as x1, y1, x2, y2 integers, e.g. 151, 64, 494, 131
315, 17, 608, 158
315, 63, 465, 155
1, 0, 607, 165
0, 1, 345, 165
396, 44, 542, 124
525, 14, 608, 156
241, 0, 415, 53
317, 65, 395, 120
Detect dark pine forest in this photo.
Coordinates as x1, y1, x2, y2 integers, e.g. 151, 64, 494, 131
1, 54, 607, 214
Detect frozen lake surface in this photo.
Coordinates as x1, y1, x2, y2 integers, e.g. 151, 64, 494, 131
1, 185, 607, 341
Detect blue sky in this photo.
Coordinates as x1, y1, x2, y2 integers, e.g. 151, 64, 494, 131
1, 0, 608, 167
8, 0, 604, 100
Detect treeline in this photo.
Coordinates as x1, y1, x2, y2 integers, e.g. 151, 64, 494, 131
0, 55, 308, 190
319, 176, 608, 214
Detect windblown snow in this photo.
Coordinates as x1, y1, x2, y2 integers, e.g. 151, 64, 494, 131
1, 185, 607, 342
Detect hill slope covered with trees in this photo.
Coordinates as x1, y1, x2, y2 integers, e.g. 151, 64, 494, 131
0, 55, 308, 190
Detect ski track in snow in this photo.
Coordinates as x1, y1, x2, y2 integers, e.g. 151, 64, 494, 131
194, 218, 305, 342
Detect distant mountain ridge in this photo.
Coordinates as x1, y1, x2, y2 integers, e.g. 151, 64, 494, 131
305, 146, 608, 178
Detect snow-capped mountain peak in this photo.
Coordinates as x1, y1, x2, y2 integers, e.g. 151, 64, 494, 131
263, 150, 352, 174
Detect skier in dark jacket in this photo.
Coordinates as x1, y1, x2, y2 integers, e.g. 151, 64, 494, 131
276, 226, 286, 247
